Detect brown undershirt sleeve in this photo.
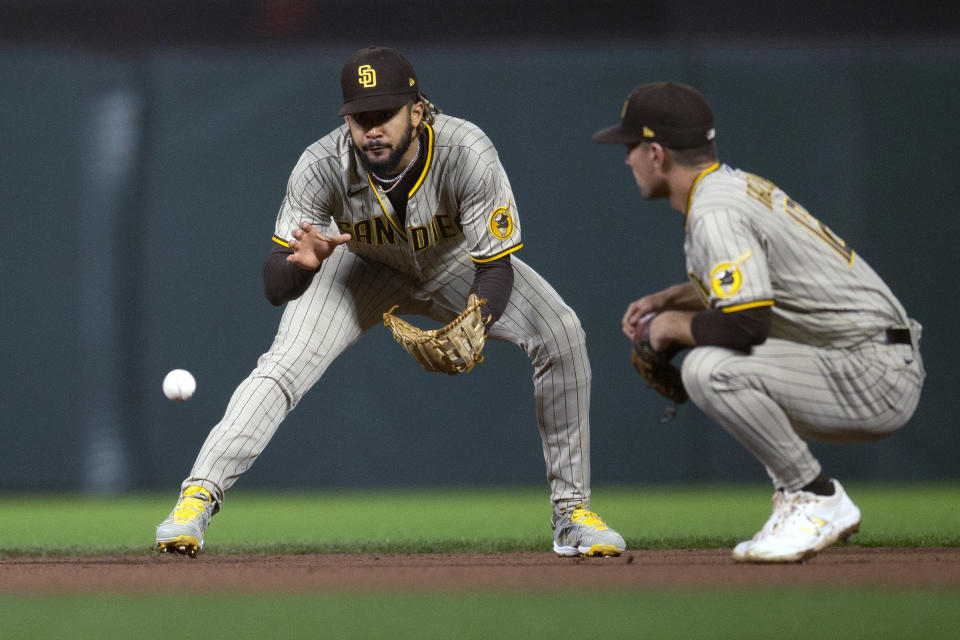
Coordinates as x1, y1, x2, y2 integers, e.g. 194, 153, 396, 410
470, 255, 514, 326
690, 305, 772, 352
262, 243, 317, 306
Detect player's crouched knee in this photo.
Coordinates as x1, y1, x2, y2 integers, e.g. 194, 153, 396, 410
680, 346, 732, 407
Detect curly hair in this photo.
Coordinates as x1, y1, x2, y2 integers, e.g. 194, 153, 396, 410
416, 90, 441, 128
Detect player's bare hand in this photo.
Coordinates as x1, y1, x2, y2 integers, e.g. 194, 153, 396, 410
622, 295, 662, 341
287, 222, 351, 271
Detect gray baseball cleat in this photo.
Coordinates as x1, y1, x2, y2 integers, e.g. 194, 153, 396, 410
155, 486, 216, 558
552, 503, 626, 557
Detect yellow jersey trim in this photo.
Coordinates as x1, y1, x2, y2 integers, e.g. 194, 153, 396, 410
366, 173, 408, 240
721, 300, 774, 313
365, 125, 434, 239
685, 162, 720, 229
407, 122, 434, 198
472, 243, 523, 263
272, 235, 290, 248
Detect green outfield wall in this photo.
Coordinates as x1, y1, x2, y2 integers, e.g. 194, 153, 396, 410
2, 42, 957, 491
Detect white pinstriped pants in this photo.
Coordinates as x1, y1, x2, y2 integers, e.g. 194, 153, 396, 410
183, 246, 592, 508
681, 336, 924, 491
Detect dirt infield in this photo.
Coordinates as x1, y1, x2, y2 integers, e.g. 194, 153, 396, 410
2, 547, 958, 592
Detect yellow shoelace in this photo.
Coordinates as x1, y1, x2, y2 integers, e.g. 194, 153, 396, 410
570, 507, 609, 531
172, 487, 211, 523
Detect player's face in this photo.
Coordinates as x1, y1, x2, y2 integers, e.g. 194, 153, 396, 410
346, 102, 423, 175
625, 142, 667, 200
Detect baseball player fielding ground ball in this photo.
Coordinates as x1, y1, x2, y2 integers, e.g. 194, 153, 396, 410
155, 46, 624, 558
593, 82, 925, 563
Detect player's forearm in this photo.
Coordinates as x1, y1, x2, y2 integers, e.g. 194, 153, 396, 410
652, 305, 772, 352
263, 244, 316, 306
661, 282, 706, 311
649, 310, 697, 350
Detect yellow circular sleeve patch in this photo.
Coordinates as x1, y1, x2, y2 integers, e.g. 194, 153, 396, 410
710, 261, 743, 299
709, 249, 753, 299
488, 204, 514, 240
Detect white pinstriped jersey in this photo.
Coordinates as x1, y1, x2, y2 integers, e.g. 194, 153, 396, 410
184, 113, 595, 510
684, 163, 911, 348
273, 114, 523, 284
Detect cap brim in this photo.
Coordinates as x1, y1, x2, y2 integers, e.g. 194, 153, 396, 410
591, 123, 642, 145
338, 93, 415, 116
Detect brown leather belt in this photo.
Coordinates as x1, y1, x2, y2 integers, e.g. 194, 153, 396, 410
885, 328, 912, 345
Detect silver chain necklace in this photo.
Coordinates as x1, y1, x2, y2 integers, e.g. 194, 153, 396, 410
370, 139, 421, 194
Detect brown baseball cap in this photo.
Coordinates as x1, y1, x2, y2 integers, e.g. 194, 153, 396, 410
338, 46, 420, 116
592, 82, 715, 149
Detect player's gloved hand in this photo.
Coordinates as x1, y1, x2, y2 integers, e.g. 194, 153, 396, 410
630, 317, 688, 406
383, 294, 488, 375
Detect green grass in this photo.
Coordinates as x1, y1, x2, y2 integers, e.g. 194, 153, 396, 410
2, 484, 958, 640
1, 483, 958, 557
1, 590, 959, 640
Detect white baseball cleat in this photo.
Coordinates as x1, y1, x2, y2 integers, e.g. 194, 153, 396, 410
735, 479, 860, 563
731, 489, 789, 561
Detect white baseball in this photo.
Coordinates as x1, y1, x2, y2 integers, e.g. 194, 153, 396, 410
162, 369, 196, 401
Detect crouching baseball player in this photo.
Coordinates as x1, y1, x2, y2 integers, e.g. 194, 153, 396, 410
593, 82, 924, 563
155, 46, 625, 558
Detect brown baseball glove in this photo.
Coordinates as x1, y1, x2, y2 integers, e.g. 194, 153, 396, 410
383, 294, 488, 375
630, 338, 688, 405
